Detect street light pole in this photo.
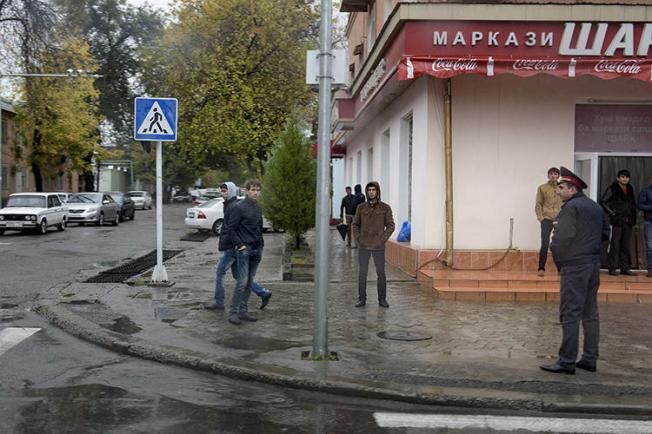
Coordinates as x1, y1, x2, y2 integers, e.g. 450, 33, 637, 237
311, 0, 333, 359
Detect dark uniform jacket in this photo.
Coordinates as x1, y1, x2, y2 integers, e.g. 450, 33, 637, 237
352, 182, 395, 250
551, 191, 610, 268
600, 182, 637, 227
218, 196, 239, 252
225, 196, 264, 250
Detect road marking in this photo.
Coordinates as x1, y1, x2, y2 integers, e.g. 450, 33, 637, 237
0, 327, 41, 357
373, 413, 652, 433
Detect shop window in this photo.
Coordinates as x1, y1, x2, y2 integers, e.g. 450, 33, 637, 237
367, 146, 374, 181
381, 129, 390, 190
400, 114, 413, 222
356, 150, 362, 185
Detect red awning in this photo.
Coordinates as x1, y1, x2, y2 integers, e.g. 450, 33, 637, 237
311, 143, 347, 158
397, 56, 652, 82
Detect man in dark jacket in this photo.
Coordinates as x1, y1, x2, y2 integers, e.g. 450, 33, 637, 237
340, 186, 357, 247
352, 181, 395, 308
206, 182, 272, 311
600, 169, 637, 275
541, 167, 610, 375
350, 184, 366, 249
638, 178, 652, 278
226, 180, 265, 325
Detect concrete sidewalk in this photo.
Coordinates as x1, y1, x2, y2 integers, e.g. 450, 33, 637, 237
36, 230, 652, 415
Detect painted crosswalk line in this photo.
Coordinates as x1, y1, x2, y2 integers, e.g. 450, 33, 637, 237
374, 413, 652, 434
0, 327, 41, 357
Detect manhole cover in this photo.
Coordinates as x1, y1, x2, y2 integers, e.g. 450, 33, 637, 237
377, 331, 432, 341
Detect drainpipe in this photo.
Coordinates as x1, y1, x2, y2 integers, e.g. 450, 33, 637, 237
444, 79, 454, 266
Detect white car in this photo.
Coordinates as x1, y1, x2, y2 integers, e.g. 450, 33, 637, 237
185, 198, 224, 235
127, 191, 152, 210
0, 192, 67, 235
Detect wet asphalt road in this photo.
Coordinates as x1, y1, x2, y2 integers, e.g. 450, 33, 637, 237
2, 204, 650, 433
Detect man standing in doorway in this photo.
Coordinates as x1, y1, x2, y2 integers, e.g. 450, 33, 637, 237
206, 182, 272, 311
340, 186, 357, 247
352, 181, 395, 308
600, 169, 637, 276
541, 167, 609, 375
535, 167, 562, 277
227, 180, 265, 325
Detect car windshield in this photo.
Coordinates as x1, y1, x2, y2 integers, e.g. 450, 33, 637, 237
6, 195, 46, 208
68, 193, 101, 204
108, 193, 123, 203
129, 192, 144, 197
198, 198, 221, 208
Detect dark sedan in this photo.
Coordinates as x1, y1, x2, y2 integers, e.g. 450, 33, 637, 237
107, 191, 136, 222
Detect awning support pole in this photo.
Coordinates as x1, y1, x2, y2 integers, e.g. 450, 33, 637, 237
444, 79, 454, 266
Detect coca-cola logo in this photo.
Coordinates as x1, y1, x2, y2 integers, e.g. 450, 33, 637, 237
432, 58, 477, 72
594, 60, 642, 74
512, 59, 560, 71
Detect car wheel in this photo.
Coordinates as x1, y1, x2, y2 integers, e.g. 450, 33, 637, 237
130, 209, 135, 220
97, 213, 104, 226
57, 218, 66, 231
112, 214, 119, 226
0, 229, 4, 236
38, 219, 47, 235
212, 219, 224, 236
119, 211, 125, 222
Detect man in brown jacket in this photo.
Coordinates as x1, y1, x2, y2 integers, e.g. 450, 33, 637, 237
535, 167, 563, 276
352, 181, 395, 308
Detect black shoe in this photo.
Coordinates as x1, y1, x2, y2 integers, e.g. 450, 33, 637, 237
576, 360, 597, 372
205, 302, 224, 310
260, 292, 272, 310
620, 270, 635, 276
355, 300, 366, 307
228, 314, 242, 325
540, 362, 575, 375
608, 270, 618, 276
378, 299, 389, 308
239, 312, 258, 322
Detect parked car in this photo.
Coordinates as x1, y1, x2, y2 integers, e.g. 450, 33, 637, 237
172, 191, 192, 203
128, 191, 152, 210
66, 192, 120, 226
107, 191, 136, 222
191, 193, 221, 206
0, 192, 67, 235
54, 192, 71, 204
185, 197, 224, 236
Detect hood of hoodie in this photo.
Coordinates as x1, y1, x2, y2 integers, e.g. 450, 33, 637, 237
222, 181, 237, 200
365, 181, 381, 202
354, 184, 363, 195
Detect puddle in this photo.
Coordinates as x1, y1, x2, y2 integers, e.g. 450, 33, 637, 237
103, 316, 142, 335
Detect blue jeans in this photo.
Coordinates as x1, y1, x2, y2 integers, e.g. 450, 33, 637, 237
214, 250, 269, 307
229, 247, 263, 314
645, 221, 652, 272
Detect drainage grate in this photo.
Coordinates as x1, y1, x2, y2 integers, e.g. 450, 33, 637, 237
180, 231, 212, 242
85, 249, 183, 283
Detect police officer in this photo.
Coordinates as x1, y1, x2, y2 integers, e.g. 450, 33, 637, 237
540, 167, 610, 375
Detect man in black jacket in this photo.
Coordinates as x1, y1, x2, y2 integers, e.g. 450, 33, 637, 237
226, 180, 264, 325
205, 182, 272, 311
600, 169, 637, 275
340, 186, 357, 247
541, 167, 610, 375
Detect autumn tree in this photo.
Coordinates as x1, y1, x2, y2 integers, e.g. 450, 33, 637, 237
261, 116, 316, 249
16, 36, 101, 191
140, 0, 318, 180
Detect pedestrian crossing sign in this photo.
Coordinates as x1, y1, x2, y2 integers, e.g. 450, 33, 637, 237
134, 97, 178, 141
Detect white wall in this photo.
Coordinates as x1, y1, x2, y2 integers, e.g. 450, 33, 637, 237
331, 158, 345, 218
452, 74, 652, 250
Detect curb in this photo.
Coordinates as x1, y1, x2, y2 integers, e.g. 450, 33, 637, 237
36, 303, 652, 416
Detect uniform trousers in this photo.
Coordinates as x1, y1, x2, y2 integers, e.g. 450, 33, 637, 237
558, 261, 600, 366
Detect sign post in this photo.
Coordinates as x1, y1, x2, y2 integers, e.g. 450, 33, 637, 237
134, 97, 178, 283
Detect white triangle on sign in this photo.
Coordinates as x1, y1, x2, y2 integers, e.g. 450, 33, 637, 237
137, 101, 173, 135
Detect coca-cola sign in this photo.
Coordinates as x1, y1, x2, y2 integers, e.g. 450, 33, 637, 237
512, 59, 560, 71
594, 59, 642, 74
431, 58, 478, 72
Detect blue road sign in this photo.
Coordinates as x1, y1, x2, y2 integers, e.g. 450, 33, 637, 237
134, 97, 178, 141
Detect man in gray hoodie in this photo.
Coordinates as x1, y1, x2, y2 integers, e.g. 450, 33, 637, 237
205, 181, 272, 311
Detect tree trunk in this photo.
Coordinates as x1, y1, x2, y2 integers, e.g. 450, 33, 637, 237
31, 161, 43, 192
295, 233, 301, 251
